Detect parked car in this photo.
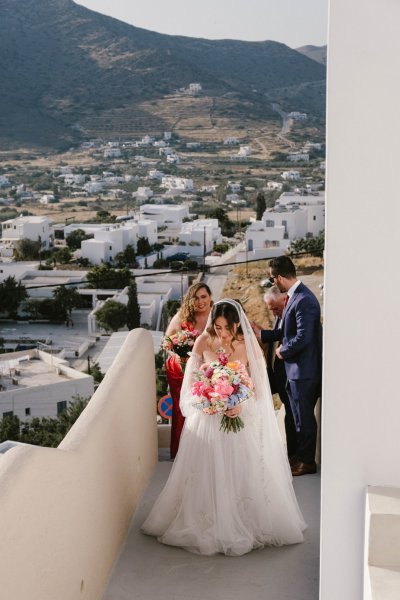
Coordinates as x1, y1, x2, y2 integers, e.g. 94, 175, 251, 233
260, 278, 273, 289
166, 252, 191, 262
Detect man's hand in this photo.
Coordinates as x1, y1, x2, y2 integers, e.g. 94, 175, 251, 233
276, 345, 283, 359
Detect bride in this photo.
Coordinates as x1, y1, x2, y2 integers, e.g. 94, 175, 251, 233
141, 299, 306, 556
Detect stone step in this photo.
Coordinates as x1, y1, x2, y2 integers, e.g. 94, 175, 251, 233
365, 486, 400, 599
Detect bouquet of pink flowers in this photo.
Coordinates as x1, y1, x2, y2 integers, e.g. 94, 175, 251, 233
191, 348, 254, 433
162, 321, 200, 359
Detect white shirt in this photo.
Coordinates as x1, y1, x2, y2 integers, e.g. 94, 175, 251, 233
286, 279, 301, 300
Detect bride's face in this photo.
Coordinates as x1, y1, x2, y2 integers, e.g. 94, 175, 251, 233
213, 316, 237, 344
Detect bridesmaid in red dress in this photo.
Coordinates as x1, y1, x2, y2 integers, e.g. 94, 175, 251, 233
165, 282, 213, 458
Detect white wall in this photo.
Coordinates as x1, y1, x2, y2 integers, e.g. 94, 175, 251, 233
320, 1, 400, 598
0, 329, 157, 600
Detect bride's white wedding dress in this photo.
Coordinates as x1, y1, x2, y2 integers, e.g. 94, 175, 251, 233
142, 300, 306, 556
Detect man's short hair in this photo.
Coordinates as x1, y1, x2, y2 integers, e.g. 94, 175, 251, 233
263, 285, 282, 300
269, 256, 296, 279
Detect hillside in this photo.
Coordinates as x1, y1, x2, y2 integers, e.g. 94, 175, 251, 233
296, 45, 327, 66
0, 0, 326, 150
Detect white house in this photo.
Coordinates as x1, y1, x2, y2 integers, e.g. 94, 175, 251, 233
0, 216, 52, 250
288, 111, 308, 120
227, 181, 242, 192
84, 181, 104, 194
147, 169, 165, 180
139, 204, 189, 226
135, 187, 153, 200
266, 181, 284, 191
179, 218, 222, 255
287, 152, 310, 162
237, 145, 252, 157
80, 220, 157, 265
103, 148, 122, 159
64, 174, 86, 186
166, 154, 180, 164
281, 170, 301, 181
264, 191, 325, 240
224, 137, 239, 145
0, 350, 94, 420
188, 83, 202, 95
0, 175, 11, 187
160, 176, 193, 192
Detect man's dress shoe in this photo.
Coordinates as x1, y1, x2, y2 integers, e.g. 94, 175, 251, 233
291, 461, 317, 476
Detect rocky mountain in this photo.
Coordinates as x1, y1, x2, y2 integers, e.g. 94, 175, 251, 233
0, 0, 326, 150
296, 45, 327, 66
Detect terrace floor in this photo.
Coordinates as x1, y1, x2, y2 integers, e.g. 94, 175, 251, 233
102, 458, 320, 600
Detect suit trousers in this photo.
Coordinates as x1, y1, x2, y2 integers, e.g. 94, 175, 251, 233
286, 377, 320, 464
274, 359, 297, 458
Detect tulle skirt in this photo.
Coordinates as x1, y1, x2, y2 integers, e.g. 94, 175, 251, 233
142, 402, 306, 556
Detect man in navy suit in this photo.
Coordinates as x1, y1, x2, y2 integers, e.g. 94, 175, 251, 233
253, 256, 322, 476
263, 287, 298, 461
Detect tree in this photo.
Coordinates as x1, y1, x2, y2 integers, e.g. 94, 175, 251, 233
126, 280, 141, 330
290, 231, 325, 257
86, 264, 131, 289
52, 247, 72, 265
114, 244, 138, 268
95, 300, 127, 332
0, 276, 28, 318
66, 229, 94, 251
0, 397, 89, 447
53, 286, 80, 320
256, 192, 266, 220
137, 236, 152, 256
37, 298, 67, 322
14, 238, 41, 260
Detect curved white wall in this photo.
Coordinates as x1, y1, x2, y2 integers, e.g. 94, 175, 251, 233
0, 329, 157, 600
321, 0, 400, 598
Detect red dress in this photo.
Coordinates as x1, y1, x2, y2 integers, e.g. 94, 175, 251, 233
165, 354, 185, 459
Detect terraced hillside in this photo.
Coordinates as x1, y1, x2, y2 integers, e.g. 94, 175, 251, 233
0, 0, 326, 150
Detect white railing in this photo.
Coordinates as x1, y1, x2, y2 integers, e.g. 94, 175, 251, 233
0, 328, 158, 600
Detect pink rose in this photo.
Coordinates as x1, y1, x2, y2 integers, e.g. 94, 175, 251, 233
214, 380, 234, 397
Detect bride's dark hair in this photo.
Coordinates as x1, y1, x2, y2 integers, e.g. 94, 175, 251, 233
206, 301, 243, 351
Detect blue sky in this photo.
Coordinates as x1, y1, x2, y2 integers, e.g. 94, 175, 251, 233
75, 0, 328, 48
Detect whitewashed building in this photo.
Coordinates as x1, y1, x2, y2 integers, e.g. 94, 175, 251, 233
103, 147, 122, 159
281, 170, 301, 181
0, 216, 52, 250
0, 350, 94, 420
287, 152, 310, 162
80, 220, 157, 265
139, 204, 189, 226
266, 181, 284, 191
244, 191, 325, 257
188, 83, 202, 95
179, 218, 222, 255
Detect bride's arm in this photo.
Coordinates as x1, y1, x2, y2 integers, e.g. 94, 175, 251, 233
179, 334, 206, 417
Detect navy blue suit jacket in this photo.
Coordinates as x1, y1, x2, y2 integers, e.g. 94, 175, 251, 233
261, 282, 322, 381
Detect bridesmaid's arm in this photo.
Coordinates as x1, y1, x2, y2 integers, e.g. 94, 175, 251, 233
165, 311, 182, 337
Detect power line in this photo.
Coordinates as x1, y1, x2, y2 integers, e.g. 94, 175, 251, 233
20, 251, 322, 290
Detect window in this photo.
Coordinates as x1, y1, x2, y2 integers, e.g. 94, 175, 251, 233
25, 407, 31, 416
2, 411, 14, 418
313, 215, 316, 221
57, 401, 67, 415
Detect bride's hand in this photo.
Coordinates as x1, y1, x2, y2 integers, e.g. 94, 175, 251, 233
225, 405, 242, 418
